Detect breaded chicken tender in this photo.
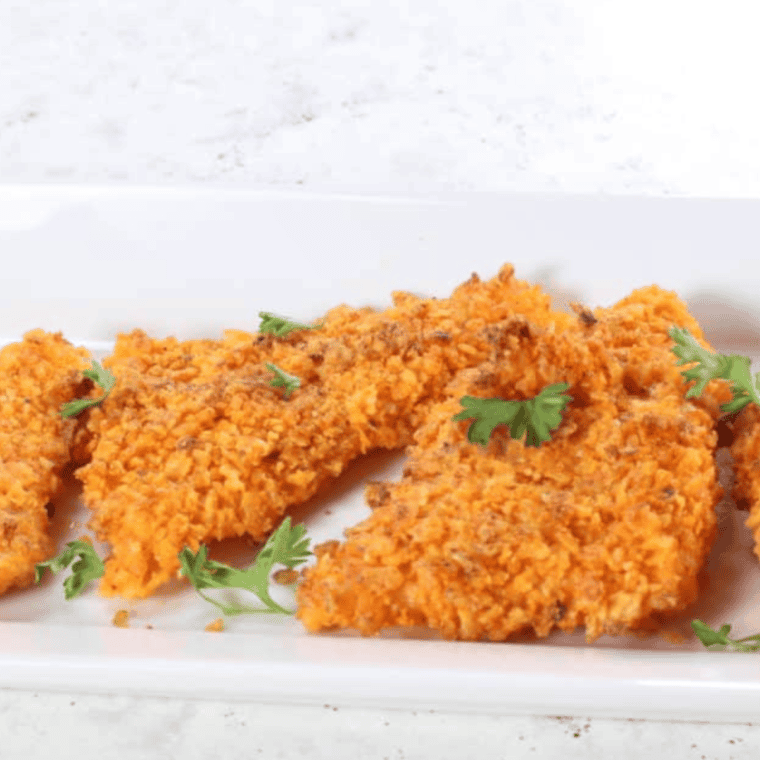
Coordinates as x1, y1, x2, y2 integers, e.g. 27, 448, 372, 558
296, 287, 727, 642
78, 265, 579, 598
0, 330, 91, 596
727, 405, 760, 556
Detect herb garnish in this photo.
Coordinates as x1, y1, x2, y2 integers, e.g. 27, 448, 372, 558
266, 362, 301, 399
34, 540, 105, 599
60, 361, 116, 418
670, 326, 760, 413
453, 382, 572, 447
258, 312, 321, 338
691, 620, 760, 652
178, 517, 312, 615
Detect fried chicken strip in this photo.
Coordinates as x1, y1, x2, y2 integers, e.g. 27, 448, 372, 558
78, 264, 578, 598
296, 287, 726, 642
0, 330, 91, 596
727, 405, 760, 555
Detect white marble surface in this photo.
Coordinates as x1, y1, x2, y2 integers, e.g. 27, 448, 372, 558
4, 1, 760, 758
3, 0, 760, 195
2, 691, 760, 760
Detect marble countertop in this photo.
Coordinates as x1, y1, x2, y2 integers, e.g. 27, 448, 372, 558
3, 1, 760, 758
3, 0, 760, 197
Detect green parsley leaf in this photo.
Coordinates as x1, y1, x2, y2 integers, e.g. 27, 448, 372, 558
691, 619, 760, 652
61, 360, 116, 418
670, 326, 760, 413
178, 517, 312, 616
258, 312, 321, 338
453, 382, 572, 447
266, 362, 301, 399
34, 540, 105, 600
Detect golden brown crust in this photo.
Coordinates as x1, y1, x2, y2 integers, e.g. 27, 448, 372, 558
729, 405, 760, 541
296, 287, 725, 642
78, 265, 577, 598
0, 330, 91, 595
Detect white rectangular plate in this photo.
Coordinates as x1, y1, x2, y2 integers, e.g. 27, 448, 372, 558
2, 185, 760, 723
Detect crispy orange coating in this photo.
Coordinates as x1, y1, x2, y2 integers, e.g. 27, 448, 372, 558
0, 330, 91, 596
728, 405, 760, 555
78, 265, 578, 598
296, 287, 727, 641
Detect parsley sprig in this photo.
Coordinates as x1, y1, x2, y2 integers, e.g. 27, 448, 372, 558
60, 361, 116, 418
266, 362, 301, 399
178, 517, 312, 615
453, 382, 572, 447
259, 312, 321, 338
691, 620, 760, 652
669, 326, 760, 413
34, 540, 105, 599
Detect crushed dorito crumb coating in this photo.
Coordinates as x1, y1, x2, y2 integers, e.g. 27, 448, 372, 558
78, 264, 579, 598
296, 287, 725, 642
728, 405, 760, 556
0, 330, 91, 596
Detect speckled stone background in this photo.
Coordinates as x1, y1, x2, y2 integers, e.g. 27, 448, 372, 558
3, 1, 760, 758
4, 0, 760, 196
